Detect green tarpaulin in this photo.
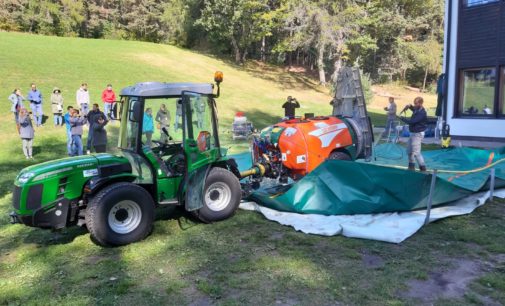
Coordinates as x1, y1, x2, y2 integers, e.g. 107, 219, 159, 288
233, 145, 505, 215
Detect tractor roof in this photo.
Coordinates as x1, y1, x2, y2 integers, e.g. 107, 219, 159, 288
120, 82, 214, 98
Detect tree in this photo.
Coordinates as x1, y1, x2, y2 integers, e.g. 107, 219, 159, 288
197, 0, 273, 63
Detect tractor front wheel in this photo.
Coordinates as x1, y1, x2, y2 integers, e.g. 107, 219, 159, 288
195, 167, 241, 223
85, 182, 155, 247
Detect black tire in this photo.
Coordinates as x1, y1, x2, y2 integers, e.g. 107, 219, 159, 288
328, 151, 352, 161
194, 167, 241, 223
85, 182, 155, 247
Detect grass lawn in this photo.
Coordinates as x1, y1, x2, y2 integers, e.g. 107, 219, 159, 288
1, 32, 504, 305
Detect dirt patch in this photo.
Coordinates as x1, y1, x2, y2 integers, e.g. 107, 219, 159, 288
362, 254, 385, 269
402, 259, 487, 303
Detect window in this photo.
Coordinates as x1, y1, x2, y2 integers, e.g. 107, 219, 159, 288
459, 68, 496, 116
464, 0, 499, 7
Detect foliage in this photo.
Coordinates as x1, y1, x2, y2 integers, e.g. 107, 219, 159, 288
0, 0, 445, 87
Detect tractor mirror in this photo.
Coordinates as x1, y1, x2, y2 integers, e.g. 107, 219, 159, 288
214, 71, 223, 84
111, 102, 119, 120
129, 99, 142, 122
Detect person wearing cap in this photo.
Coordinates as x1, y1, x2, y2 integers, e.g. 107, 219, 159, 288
76, 83, 90, 115
51, 87, 64, 126
27, 83, 43, 127
101, 84, 116, 120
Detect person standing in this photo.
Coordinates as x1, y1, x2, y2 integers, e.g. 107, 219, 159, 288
17, 108, 35, 159
76, 83, 90, 116
282, 96, 300, 119
64, 106, 74, 156
174, 99, 182, 131
51, 87, 64, 126
27, 83, 43, 127
9, 88, 25, 123
92, 113, 108, 153
399, 97, 428, 172
86, 103, 104, 154
156, 104, 171, 143
70, 109, 87, 156
383, 97, 397, 137
101, 84, 116, 119
143, 108, 154, 146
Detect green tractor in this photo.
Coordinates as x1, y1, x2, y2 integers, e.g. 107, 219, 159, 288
10, 72, 245, 246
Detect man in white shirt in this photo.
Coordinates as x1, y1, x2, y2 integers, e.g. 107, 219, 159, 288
76, 83, 90, 115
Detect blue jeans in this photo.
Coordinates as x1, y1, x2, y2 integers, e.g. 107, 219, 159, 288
104, 103, 113, 119
71, 135, 83, 156
66, 130, 72, 156
30, 103, 43, 126
54, 114, 63, 126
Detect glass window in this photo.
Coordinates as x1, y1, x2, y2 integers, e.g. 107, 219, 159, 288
459, 68, 496, 116
142, 98, 183, 147
464, 0, 499, 7
185, 94, 216, 151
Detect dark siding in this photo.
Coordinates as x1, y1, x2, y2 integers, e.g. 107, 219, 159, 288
457, 4, 502, 68
500, 4, 505, 63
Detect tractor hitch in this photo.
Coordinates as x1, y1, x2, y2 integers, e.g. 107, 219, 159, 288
9, 211, 20, 224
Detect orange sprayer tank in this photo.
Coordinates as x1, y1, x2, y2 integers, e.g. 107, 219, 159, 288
272, 117, 354, 177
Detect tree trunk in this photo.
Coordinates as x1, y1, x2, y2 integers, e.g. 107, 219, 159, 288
231, 38, 241, 63
317, 44, 326, 85
260, 36, 266, 62
332, 57, 343, 83
422, 67, 429, 92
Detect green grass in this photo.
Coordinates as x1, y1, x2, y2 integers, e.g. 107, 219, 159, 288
0, 32, 503, 305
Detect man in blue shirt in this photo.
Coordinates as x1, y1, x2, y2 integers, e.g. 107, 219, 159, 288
27, 83, 43, 126
64, 106, 74, 156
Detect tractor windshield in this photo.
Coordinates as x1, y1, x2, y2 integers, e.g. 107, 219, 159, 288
118, 95, 217, 152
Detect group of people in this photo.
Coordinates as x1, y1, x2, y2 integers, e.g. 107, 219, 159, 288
9, 83, 117, 159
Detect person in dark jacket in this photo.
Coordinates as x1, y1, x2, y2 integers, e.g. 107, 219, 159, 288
86, 103, 104, 154
282, 96, 300, 118
17, 108, 34, 159
92, 113, 108, 153
399, 97, 428, 171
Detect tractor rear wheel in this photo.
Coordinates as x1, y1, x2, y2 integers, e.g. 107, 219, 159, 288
85, 182, 155, 247
195, 167, 241, 223
328, 151, 351, 161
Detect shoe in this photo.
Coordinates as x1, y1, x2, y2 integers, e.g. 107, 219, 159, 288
420, 165, 427, 172
408, 163, 416, 171
86, 150, 91, 155
25, 156, 30, 160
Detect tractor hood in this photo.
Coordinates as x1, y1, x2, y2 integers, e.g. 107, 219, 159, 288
15, 153, 130, 186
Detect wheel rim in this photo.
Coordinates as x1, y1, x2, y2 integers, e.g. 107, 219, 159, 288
107, 200, 142, 234
204, 182, 232, 212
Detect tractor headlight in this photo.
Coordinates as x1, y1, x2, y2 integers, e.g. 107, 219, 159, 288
18, 172, 35, 184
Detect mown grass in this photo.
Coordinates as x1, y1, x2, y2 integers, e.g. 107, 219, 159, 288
0, 32, 503, 305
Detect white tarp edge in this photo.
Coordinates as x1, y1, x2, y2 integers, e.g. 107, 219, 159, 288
239, 189, 505, 243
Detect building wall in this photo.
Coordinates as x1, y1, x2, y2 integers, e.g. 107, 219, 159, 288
445, 0, 505, 139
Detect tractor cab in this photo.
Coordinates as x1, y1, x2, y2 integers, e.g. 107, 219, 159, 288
115, 83, 222, 199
